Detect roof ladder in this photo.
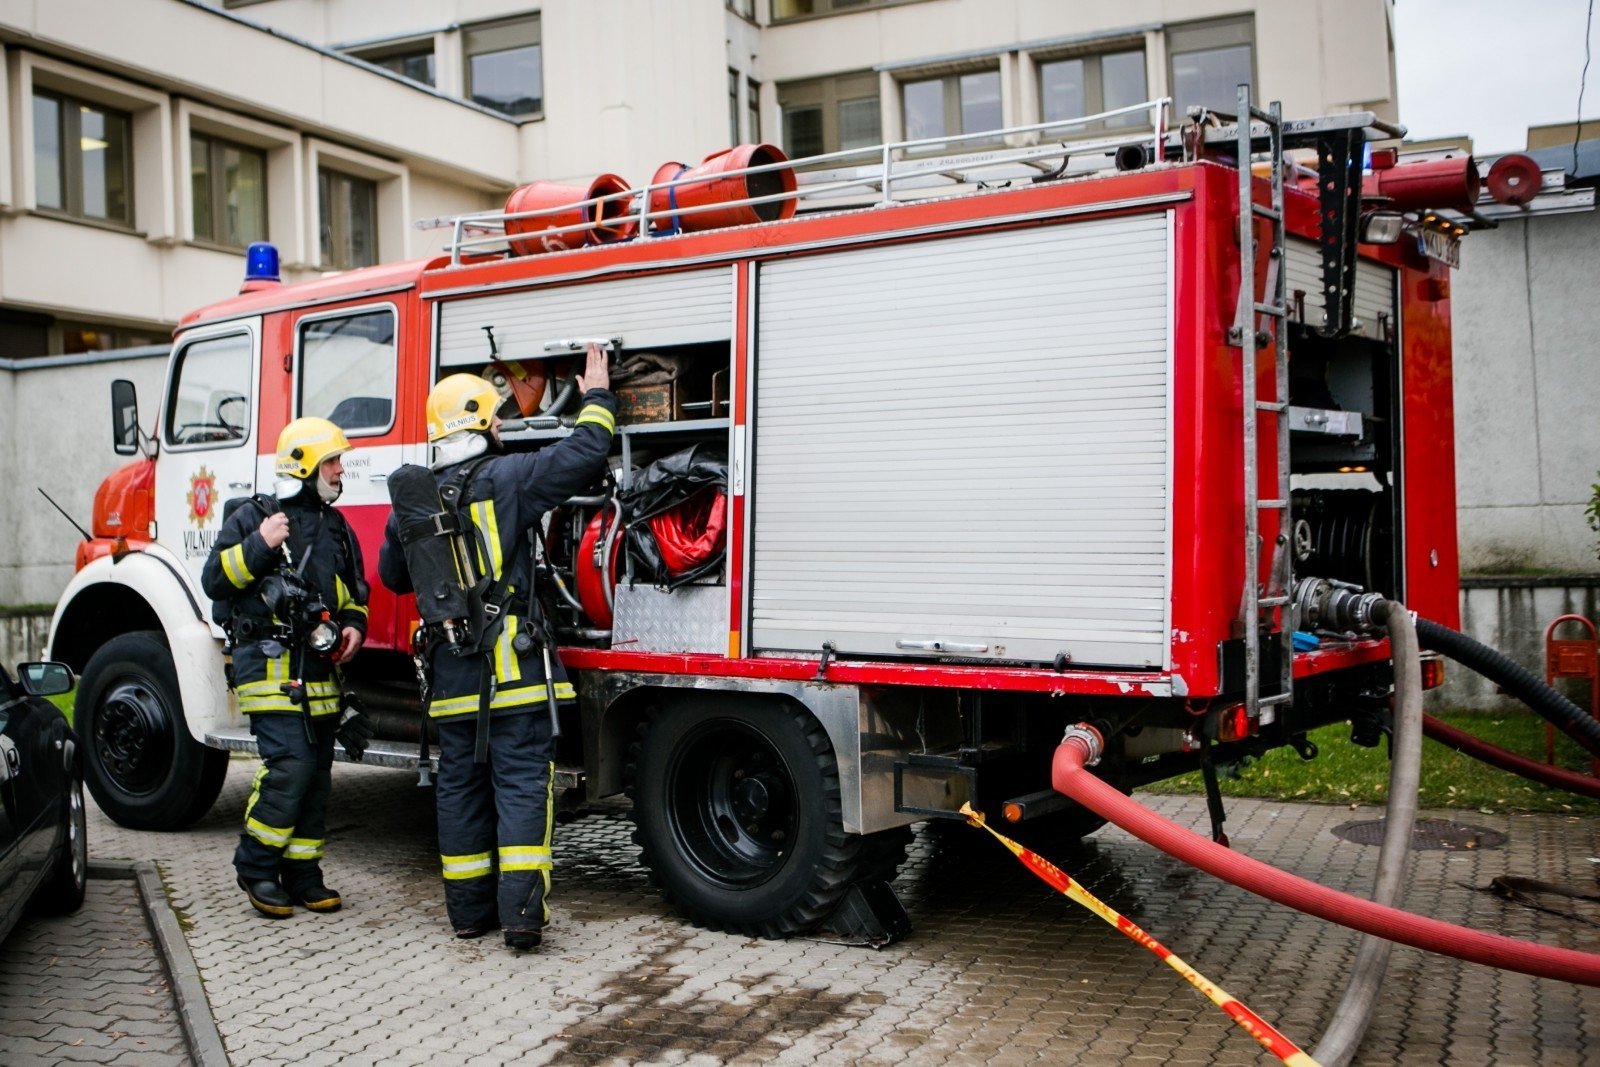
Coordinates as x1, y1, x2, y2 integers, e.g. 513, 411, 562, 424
1229, 85, 1294, 723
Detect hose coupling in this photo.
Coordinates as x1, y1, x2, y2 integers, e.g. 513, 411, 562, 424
1293, 577, 1388, 635
1060, 723, 1105, 766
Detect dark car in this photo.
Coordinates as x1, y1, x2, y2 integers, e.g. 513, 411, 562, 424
0, 661, 87, 942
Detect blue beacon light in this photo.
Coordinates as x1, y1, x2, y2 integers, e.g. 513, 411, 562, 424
244, 241, 280, 283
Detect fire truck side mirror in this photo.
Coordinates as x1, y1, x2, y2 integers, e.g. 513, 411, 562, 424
111, 378, 142, 457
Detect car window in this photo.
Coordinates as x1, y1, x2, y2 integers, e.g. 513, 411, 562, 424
297, 308, 397, 436
166, 332, 253, 447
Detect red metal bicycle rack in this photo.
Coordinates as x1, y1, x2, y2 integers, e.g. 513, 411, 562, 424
1544, 614, 1600, 776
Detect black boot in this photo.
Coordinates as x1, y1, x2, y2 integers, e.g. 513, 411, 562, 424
286, 881, 343, 913
503, 927, 542, 951
238, 876, 294, 919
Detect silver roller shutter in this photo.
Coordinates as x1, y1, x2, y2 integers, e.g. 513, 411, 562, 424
1284, 238, 1397, 341
752, 213, 1173, 669
437, 267, 734, 366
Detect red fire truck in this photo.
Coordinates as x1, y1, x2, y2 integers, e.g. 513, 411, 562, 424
49, 96, 1488, 937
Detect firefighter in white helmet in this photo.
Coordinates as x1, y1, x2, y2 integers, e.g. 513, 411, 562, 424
202, 416, 371, 919
379, 345, 615, 950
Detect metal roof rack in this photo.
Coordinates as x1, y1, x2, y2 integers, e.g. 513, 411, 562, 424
424, 98, 1177, 265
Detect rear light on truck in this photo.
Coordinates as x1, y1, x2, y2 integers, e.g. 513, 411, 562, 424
1215, 703, 1256, 743
1421, 652, 1446, 691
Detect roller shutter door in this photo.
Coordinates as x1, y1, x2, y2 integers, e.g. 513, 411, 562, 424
1285, 238, 1396, 340
752, 213, 1173, 668
437, 267, 734, 367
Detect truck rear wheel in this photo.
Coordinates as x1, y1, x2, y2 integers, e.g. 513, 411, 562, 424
629, 697, 903, 938
77, 632, 227, 831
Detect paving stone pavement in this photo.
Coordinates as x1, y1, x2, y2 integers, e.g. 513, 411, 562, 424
0, 876, 191, 1066
66, 757, 1600, 1065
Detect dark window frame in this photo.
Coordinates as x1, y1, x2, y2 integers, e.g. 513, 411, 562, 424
32, 89, 135, 227
464, 14, 543, 118
772, 0, 931, 23
1166, 16, 1257, 118
1035, 44, 1151, 133
778, 70, 880, 159
898, 67, 1004, 151
318, 167, 379, 271
190, 132, 268, 249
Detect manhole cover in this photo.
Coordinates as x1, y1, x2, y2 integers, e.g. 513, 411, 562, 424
1333, 818, 1507, 851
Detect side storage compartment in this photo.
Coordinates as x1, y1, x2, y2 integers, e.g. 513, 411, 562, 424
433, 266, 737, 653
750, 213, 1175, 670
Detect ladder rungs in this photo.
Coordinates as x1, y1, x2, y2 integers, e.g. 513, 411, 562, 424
1251, 204, 1282, 221
1253, 301, 1286, 316
1255, 400, 1287, 413
1257, 596, 1289, 608
1258, 692, 1293, 706
1256, 499, 1289, 509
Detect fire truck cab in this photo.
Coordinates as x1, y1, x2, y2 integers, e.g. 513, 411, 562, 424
50, 97, 1483, 937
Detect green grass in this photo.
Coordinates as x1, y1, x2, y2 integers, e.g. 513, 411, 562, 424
1142, 710, 1600, 815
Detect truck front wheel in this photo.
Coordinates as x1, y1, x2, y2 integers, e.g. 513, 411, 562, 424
629, 697, 900, 938
77, 632, 227, 831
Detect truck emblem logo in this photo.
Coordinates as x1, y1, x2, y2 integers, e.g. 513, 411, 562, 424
188, 467, 217, 526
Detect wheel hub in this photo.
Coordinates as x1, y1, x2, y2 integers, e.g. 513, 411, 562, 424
664, 719, 802, 889
733, 775, 771, 820
94, 680, 172, 795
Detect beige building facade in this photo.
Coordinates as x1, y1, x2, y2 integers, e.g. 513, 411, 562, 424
0, 0, 1397, 604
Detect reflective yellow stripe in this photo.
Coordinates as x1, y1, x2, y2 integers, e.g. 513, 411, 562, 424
220, 544, 254, 588
575, 403, 615, 434
236, 678, 340, 715
494, 617, 521, 685
284, 837, 325, 860
244, 764, 268, 823
335, 575, 369, 618
427, 681, 576, 719
469, 500, 504, 579
246, 817, 292, 848
441, 852, 493, 880
497, 845, 553, 872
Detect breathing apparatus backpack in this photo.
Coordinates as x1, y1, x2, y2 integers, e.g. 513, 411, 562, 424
386, 457, 506, 655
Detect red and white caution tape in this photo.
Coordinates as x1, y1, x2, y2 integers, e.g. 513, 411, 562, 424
961, 803, 1320, 1067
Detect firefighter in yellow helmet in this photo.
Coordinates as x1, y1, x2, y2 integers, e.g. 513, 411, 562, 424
202, 416, 372, 919
380, 347, 615, 950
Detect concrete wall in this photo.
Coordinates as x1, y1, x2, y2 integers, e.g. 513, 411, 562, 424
1431, 579, 1600, 711
0, 348, 168, 605
0, 607, 51, 665
1450, 205, 1600, 574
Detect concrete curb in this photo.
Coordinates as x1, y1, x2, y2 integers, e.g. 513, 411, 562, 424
93, 859, 230, 1066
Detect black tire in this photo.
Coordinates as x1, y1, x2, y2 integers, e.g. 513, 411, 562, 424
628, 697, 894, 938
37, 769, 88, 914
77, 632, 227, 831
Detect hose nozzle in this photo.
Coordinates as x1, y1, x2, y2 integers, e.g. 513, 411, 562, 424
1293, 577, 1390, 635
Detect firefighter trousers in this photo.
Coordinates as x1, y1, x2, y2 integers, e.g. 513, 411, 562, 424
434, 711, 555, 934
233, 713, 336, 892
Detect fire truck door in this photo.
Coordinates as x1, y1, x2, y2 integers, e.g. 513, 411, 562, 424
155, 320, 263, 627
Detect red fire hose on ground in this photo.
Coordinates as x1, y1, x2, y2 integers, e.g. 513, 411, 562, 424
1422, 714, 1600, 800
1051, 727, 1600, 987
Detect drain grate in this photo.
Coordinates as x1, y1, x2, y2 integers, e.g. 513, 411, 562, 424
1333, 817, 1507, 851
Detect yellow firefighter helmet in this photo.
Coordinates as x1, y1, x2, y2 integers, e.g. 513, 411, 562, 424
274, 417, 351, 480
426, 373, 502, 442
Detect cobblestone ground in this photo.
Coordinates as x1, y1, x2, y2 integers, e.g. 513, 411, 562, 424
81, 758, 1600, 1066
0, 877, 190, 1066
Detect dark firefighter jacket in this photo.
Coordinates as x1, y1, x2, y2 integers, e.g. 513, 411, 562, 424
201, 489, 369, 716
378, 388, 617, 720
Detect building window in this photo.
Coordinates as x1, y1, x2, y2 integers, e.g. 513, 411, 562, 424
901, 69, 1001, 149
298, 308, 397, 435
55, 319, 160, 355
779, 71, 880, 158
33, 91, 133, 225
319, 169, 378, 270
355, 43, 436, 87
465, 16, 542, 117
773, 0, 906, 20
729, 69, 741, 145
727, 0, 755, 20
1039, 48, 1148, 131
1168, 17, 1254, 118
747, 77, 761, 142
191, 134, 267, 248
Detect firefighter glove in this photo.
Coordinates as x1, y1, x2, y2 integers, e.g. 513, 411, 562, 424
335, 695, 375, 761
